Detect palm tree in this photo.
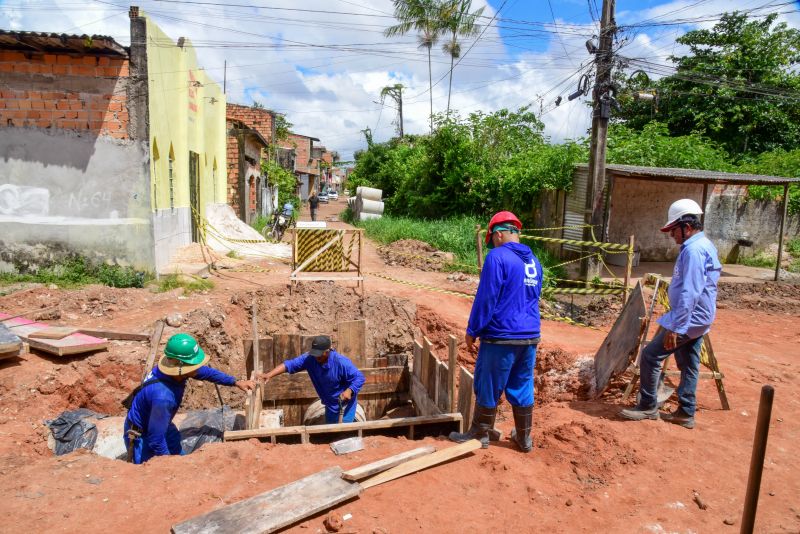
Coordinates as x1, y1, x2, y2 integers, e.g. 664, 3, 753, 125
441, 0, 484, 117
385, 0, 446, 133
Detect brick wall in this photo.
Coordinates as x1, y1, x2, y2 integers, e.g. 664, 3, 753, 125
226, 129, 241, 213
227, 103, 274, 145
286, 133, 312, 171
0, 50, 130, 138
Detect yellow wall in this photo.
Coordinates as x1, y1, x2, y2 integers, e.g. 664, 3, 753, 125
145, 15, 226, 215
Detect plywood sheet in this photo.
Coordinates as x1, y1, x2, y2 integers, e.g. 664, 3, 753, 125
0, 323, 22, 354
264, 367, 408, 401
337, 319, 366, 367
0, 313, 107, 356
436, 361, 450, 413
457, 366, 474, 427
244, 337, 274, 377
273, 334, 302, 363
171, 467, 362, 534
593, 282, 647, 396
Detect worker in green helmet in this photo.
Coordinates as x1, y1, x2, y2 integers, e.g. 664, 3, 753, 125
123, 333, 254, 464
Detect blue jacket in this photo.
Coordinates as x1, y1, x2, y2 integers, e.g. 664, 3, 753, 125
467, 241, 543, 340
284, 350, 365, 412
657, 232, 721, 339
126, 366, 235, 456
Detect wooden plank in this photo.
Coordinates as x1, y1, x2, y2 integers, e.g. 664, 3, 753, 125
0, 313, 108, 357
225, 414, 461, 441
337, 319, 366, 368
436, 360, 449, 413
426, 347, 438, 404
244, 337, 274, 377
360, 440, 481, 490
263, 367, 408, 401
448, 335, 457, 413
273, 334, 302, 363
75, 328, 150, 341
143, 320, 165, 381
0, 323, 22, 354
412, 340, 423, 381
420, 337, 431, 392
251, 297, 260, 376
29, 327, 77, 339
457, 366, 474, 428
342, 445, 437, 481
593, 282, 647, 396
367, 357, 388, 368
387, 354, 408, 367
410, 373, 441, 417
301, 335, 317, 354
171, 467, 362, 534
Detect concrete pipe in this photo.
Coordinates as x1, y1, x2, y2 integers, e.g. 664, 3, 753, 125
302, 400, 366, 425
359, 212, 382, 221
359, 199, 385, 215
356, 186, 383, 201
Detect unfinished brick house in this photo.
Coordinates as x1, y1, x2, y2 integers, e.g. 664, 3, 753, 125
280, 132, 320, 200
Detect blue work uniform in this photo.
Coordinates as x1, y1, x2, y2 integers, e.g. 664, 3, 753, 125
640, 232, 721, 415
467, 242, 543, 408
283, 350, 365, 423
123, 366, 235, 464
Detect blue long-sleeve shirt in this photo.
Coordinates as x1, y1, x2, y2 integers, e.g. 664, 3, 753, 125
126, 366, 235, 456
467, 241, 543, 340
657, 231, 721, 339
283, 350, 365, 412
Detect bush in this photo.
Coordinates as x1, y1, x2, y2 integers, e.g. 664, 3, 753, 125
251, 215, 270, 236
0, 255, 149, 289
156, 274, 214, 294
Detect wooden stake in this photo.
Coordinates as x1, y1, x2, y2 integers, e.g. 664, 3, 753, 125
251, 296, 260, 374
142, 320, 165, 382
475, 224, 483, 271
447, 334, 457, 413
623, 234, 635, 305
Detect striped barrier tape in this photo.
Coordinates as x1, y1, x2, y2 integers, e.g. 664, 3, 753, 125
545, 287, 626, 295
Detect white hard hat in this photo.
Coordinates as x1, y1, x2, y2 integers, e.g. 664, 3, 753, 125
661, 198, 703, 232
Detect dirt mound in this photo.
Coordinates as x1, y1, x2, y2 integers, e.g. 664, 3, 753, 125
545, 296, 623, 328
717, 282, 800, 315
535, 347, 595, 404
378, 239, 455, 271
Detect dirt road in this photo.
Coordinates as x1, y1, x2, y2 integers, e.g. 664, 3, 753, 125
0, 198, 798, 533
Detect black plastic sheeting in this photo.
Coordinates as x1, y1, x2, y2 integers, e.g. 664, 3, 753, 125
46, 408, 103, 455
46, 406, 242, 457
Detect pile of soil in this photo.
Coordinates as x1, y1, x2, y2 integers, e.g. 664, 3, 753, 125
545, 296, 624, 328
378, 239, 455, 271
717, 282, 800, 315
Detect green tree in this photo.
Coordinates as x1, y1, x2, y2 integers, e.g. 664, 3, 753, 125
385, 0, 447, 133
440, 0, 484, 117
616, 12, 800, 156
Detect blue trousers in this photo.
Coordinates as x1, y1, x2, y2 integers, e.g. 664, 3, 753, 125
473, 342, 537, 408
640, 329, 703, 416
124, 419, 183, 464
324, 397, 358, 424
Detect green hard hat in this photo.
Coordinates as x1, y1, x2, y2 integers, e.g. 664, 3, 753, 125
163, 333, 205, 365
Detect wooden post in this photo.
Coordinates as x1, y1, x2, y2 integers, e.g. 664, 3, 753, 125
447, 334, 457, 413
358, 229, 364, 294
775, 184, 789, 282
251, 297, 260, 374
700, 183, 709, 226
475, 224, 483, 271
142, 320, 165, 383
623, 234, 635, 305
740, 385, 775, 534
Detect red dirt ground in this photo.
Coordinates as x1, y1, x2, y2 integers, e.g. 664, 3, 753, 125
0, 198, 798, 533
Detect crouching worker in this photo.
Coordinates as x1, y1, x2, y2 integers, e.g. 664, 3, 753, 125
258, 335, 365, 424
123, 333, 254, 464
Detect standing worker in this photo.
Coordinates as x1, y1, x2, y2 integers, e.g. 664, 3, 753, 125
258, 335, 365, 424
621, 198, 721, 429
123, 333, 254, 464
449, 211, 543, 452
308, 190, 319, 222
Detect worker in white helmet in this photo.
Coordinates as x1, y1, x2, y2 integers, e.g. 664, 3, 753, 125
621, 199, 722, 429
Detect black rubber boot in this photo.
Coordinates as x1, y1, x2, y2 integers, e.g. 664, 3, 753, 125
448, 404, 496, 449
509, 404, 533, 453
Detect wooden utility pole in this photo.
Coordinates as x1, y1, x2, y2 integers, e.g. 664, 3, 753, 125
581, 0, 616, 282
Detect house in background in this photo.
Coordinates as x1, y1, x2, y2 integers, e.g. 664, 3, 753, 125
281, 132, 319, 201
0, 6, 227, 273
226, 104, 274, 224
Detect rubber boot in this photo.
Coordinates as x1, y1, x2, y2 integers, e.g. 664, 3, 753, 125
448, 404, 496, 449
509, 404, 533, 453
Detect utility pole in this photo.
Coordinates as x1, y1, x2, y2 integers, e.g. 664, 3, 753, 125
581, 0, 616, 282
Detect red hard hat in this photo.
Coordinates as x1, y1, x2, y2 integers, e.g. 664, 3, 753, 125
485, 211, 522, 244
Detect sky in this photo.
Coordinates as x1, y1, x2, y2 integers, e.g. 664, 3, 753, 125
1, 0, 798, 161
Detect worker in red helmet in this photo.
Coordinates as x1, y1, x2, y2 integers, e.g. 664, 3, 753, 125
449, 210, 542, 452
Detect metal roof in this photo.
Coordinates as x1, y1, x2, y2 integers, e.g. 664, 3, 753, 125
0, 30, 127, 57
576, 163, 799, 186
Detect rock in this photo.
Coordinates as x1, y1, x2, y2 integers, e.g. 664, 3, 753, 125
48, 284, 58, 290
165, 313, 183, 327
372, 528, 388, 534
210, 315, 224, 327
323, 511, 343, 532
565, 499, 573, 506
723, 518, 736, 526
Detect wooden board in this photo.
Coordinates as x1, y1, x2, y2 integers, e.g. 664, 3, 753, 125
273, 334, 301, 363
301, 335, 317, 355
593, 282, 647, 396
426, 348, 438, 404
143, 320, 165, 381
0, 323, 22, 354
410, 373, 441, 417
0, 313, 107, 357
29, 327, 77, 339
342, 445, 437, 481
360, 440, 481, 490
225, 414, 462, 441
244, 337, 274, 377
420, 338, 432, 392
457, 366, 474, 428
263, 367, 409, 401
337, 319, 366, 368
412, 340, 423, 381
171, 467, 362, 534
75, 328, 150, 341
436, 360, 450, 413
448, 336, 457, 413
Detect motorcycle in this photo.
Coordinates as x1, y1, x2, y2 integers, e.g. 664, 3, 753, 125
264, 203, 295, 242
